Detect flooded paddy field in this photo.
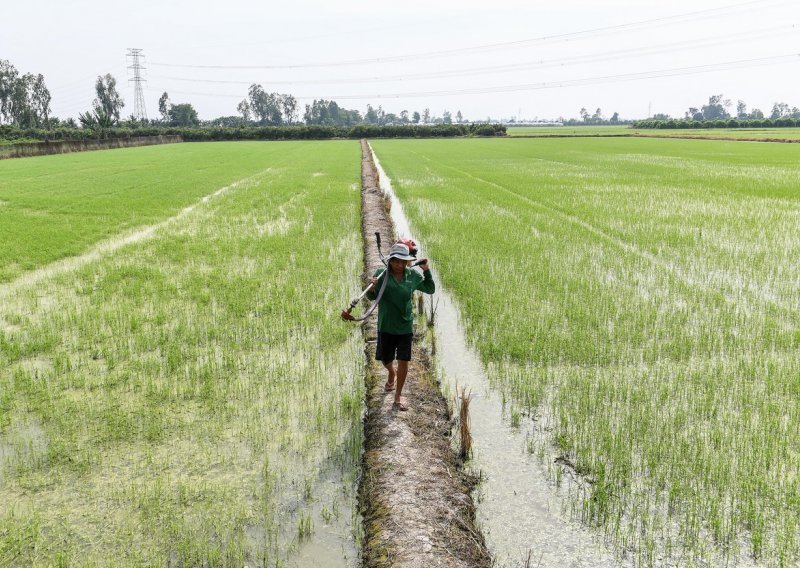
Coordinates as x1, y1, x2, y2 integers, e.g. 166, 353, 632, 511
371, 137, 800, 567
4, 135, 800, 567
0, 141, 365, 566
507, 125, 800, 141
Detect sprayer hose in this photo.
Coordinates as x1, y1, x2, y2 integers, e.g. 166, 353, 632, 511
350, 268, 388, 322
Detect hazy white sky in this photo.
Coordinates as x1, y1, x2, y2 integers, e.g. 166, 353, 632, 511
3, 0, 798, 121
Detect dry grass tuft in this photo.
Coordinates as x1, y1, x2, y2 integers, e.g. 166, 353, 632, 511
457, 386, 472, 460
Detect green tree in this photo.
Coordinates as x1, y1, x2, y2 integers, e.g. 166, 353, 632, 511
0, 62, 50, 128
280, 94, 298, 124
442, 110, 452, 124
304, 99, 361, 126
247, 84, 283, 125
400, 110, 409, 123
0, 59, 19, 123
456, 110, 463, 123
701, 94, 729, 120
158, 92, 170, 122
237, 99, 251, 123
770, 102, 790, 119
686, 106, 703, 121
610, 111, 619, 124
10, 74, 36, 126
32, 75, 52, 126
207, 115, 246, 127
412, 111, 420, 124
168, 103, 199, 126
736, 100, 748, 119
365, 104, 379, 124
93, 74, 125, 121
79, 107, 115, 137
422, 108, 430, 124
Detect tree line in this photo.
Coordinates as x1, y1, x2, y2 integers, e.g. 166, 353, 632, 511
0, 123, 506, 143
0, 60, 52, 128
1, 59, 472, 134
634, 94, 800, 128
10, 59, 797, 136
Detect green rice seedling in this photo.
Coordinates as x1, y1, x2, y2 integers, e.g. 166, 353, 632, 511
298, 513, 314, 540
0, 142, 302, 283
0, 141, 364, 566
372, 136, 800, 566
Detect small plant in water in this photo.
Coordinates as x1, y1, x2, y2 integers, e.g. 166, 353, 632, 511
298, 513, 314, 540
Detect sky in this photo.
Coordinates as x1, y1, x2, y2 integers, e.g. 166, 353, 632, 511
2, 0, 799, 122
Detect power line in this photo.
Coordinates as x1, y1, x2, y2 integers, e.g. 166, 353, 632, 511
148, 0, 787, 70
144, 53, 799, 101
148, 24, 797, 87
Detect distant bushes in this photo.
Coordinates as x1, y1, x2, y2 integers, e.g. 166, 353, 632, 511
0, 123, 506, 143
632, 118, 800, 129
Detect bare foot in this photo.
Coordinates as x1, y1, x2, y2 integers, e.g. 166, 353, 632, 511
384, 380, 396, 392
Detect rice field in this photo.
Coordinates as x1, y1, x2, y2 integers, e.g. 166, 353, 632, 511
371, 137, 800, 566
0, 143, 308, 283
507, 126, 632, 136
507, 125, 800, 140
0, 141, 365, 566
634, 128, 800, 140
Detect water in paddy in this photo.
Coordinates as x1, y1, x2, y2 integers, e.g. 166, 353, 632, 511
371, 145, 621, 567
283, 466, 359, 568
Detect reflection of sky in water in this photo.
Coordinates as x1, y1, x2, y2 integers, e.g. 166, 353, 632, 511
371, 144, 621, 568
285, 474, 358, 568
434, 288, 621, 568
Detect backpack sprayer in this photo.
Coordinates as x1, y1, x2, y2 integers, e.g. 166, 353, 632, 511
340, 233, 427, 322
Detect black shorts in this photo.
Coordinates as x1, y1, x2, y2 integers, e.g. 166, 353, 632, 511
375, 332, 412, 364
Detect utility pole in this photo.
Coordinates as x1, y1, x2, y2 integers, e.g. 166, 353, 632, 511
127, 48, 147, 121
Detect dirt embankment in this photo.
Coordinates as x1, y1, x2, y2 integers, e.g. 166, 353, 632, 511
0, 135, 183, 160
357, 139, 491, 568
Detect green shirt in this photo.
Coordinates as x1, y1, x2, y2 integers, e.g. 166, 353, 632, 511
367, 266, 435, 334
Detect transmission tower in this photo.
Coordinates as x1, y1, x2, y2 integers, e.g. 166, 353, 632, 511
127, 48, 147, 121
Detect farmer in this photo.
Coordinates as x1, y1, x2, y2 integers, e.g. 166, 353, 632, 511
367, 242, 435, 411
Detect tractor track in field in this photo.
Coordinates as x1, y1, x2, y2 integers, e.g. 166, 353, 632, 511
0, 169, 271, 302
357, 139, 491, 568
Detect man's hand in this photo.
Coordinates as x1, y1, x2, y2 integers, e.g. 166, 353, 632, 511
418, 259, 430, 271
370, 276, 378, 286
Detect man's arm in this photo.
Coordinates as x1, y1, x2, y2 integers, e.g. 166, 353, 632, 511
416, 260, 435, 294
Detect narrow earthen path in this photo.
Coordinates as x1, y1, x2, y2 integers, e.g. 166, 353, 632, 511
357, 139, 491, 568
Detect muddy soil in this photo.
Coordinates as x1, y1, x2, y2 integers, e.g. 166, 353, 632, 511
356, 139, 491, 568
